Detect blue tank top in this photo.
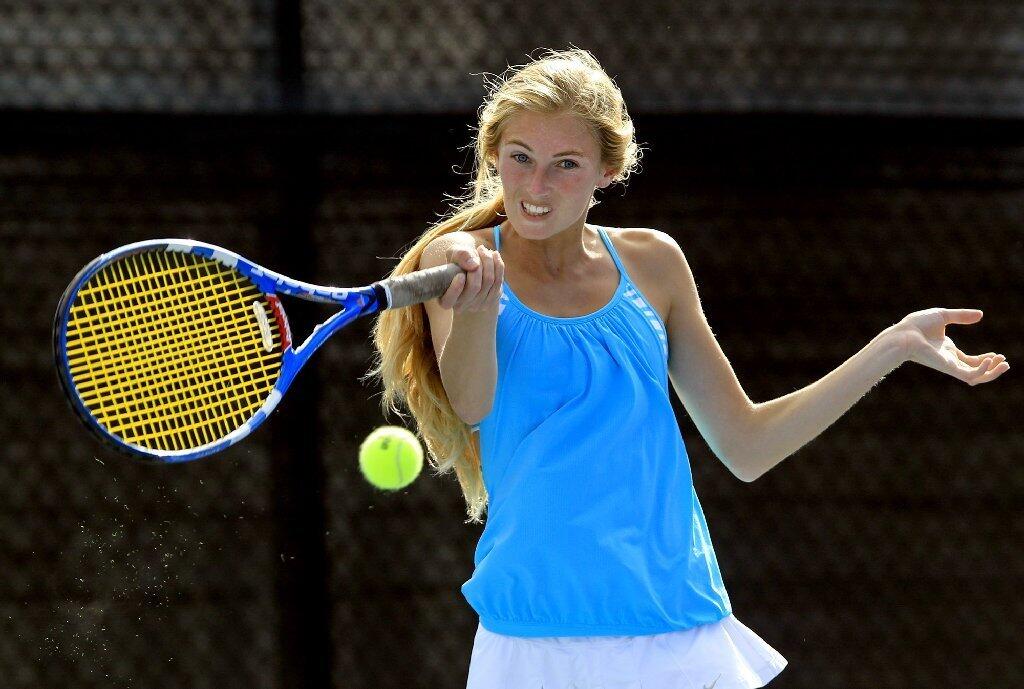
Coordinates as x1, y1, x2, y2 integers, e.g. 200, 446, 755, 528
460, 224, 732, 637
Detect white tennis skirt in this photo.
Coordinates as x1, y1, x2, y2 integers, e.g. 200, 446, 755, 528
465, 613, 788, 689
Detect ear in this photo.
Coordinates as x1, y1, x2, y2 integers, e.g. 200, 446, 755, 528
596, 167, 616, 190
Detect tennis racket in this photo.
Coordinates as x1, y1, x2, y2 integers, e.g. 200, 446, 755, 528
53, 238, 461, 463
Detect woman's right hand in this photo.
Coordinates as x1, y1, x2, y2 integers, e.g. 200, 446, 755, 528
442, 245, 504, 313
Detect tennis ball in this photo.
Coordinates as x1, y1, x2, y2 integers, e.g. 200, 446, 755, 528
358, 426, 424, 491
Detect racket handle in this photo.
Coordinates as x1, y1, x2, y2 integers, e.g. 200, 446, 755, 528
378, 263, 464, 310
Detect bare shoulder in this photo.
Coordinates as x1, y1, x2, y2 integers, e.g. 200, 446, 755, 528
419, 228, 492, 269
467, 226, 497, 250
607, 227, 681, 261
605, 227, 684, 324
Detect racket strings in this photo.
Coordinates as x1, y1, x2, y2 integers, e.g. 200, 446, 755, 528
67, 269, 258, 342
71, 252, 276, 449
64, 250, 283, 451
115, 252, 276, 448
71, 267, 270, 399
84, 253, 218, 448
78, 257, 270, 439
129, 254, 274, 449
70, 252, 247, 448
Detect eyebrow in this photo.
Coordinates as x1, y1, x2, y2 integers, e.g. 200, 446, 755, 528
506, 139, 587, 158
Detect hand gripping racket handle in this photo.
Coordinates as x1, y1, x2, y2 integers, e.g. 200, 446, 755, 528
378, 263, 464, 310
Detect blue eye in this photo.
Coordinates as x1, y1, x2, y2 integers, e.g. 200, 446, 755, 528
511, 153, 579, 169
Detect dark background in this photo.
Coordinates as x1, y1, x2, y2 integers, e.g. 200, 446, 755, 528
1, 2, 1021, 688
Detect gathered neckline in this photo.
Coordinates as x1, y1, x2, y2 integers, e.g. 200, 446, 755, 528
496, 224, 627, 324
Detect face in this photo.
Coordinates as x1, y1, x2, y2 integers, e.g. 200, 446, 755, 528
495, 110, 615, 239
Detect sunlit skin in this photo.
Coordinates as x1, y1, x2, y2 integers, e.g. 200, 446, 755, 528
898, 308, 1008, 385
438, 112, 1010, 387
491, 113, 1011, 386
493, 110, 615, 276
436, 109, 617, 314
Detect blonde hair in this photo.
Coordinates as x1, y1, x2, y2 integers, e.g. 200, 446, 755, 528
365, 47, 642, 523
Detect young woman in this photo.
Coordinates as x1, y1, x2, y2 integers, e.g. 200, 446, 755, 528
368, 48, 1008, 689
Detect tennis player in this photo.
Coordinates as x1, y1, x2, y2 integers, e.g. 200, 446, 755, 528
368, 48, 1008, 689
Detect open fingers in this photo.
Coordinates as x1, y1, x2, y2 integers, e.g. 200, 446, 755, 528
968, 355, 1010, 386
953, 345, 1006, 368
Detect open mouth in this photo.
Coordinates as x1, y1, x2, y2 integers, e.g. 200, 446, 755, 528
521, 200, 551, 218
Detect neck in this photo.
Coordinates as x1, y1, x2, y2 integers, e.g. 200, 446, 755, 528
499, 218, 596, 278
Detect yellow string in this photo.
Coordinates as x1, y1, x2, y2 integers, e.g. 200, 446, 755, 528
64, 250, 283, 451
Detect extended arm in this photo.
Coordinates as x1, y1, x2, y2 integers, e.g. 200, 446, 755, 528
734, 307, 1008, 481
658, 230, 1008, 483
733, 326, 905, 481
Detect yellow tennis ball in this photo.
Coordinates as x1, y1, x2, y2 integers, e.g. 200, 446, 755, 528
358, 426, 424, 491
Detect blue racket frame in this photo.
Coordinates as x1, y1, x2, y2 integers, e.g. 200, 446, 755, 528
54, 238, 388, 463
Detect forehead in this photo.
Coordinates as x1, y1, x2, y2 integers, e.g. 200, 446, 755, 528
500, 111, 598, 155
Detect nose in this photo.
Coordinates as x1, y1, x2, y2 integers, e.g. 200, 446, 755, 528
528, 165, 551, 196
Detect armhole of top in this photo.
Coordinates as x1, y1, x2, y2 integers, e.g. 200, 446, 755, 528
601, 227, 671, 365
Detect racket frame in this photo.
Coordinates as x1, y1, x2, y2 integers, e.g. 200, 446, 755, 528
54, 238, 390, 463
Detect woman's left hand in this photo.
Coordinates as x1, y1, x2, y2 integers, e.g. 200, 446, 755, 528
896, 308, 1009, 386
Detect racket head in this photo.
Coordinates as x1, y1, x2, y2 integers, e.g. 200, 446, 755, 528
53, 240, 296, 463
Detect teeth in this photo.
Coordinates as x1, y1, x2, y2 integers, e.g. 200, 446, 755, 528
522, 201, 551, 216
